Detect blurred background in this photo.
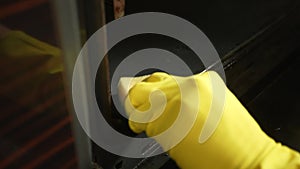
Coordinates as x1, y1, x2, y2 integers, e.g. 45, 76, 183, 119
0, 0, 77, 169
0, 0, 300, 169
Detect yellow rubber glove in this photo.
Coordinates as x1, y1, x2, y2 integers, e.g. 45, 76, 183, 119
0, 30, 63, 106
0, 30, 62, 74
123, 71, 300, 169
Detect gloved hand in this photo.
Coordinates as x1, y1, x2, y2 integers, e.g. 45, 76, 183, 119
122, 71, 300, 169
0, 30, 63, 106
0, 30, 62, 74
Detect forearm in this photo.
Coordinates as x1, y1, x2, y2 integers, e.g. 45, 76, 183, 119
254, 144, 300, 169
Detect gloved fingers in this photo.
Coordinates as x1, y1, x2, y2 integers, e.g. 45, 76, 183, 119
126, 72, 171, 107
143, 72, 170, 82
126, 93, 180, 135
125, 71, 218, 128
127, 99, 158, 134
127, 81, 155, 108
125, 86, 167, 120
128, 110, 148, 134
126, 93, 158, 134
124, 72, 176, 133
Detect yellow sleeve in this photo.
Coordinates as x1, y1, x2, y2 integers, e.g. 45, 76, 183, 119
255, 144, 300, 169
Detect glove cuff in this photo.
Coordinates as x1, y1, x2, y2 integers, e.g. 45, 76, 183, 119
250, 142, 300, 169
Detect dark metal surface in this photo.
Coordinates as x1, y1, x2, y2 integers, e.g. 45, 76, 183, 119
112, 0, 299, 57
247, 54, 300, 152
